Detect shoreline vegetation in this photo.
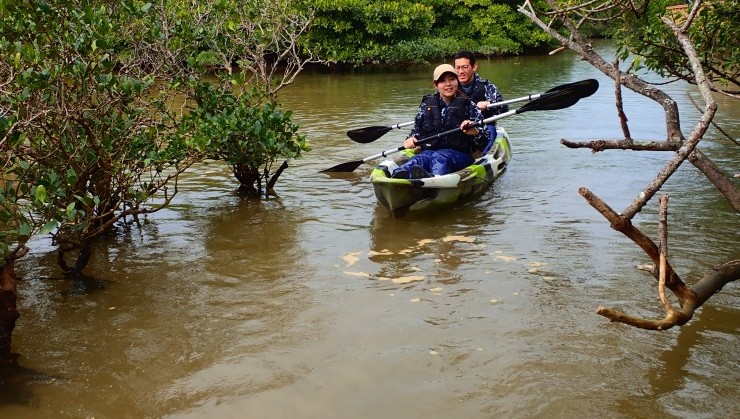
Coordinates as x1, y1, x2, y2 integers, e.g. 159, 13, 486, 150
301, 42, 563, 73
303, 0, 557, 68
194, 0, 611, 73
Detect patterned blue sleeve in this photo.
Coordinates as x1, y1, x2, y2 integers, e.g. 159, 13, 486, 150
485, 83, 509, 114
468, 101, 484, 124
408, 102, 426, 138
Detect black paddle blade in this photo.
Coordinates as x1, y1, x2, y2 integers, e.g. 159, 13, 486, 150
545, 79, 599, 98
346, 125, 394, 143
321, 159, 365, 173
519, 79, 599, 113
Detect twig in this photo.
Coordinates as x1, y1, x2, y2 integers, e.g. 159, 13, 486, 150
657, 195, 673, 313
613, 60, 632, 141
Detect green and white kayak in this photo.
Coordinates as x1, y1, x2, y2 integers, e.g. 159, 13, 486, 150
370, 127, 512, 218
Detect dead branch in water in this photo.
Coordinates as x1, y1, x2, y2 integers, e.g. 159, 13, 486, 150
519, 0, 739, 329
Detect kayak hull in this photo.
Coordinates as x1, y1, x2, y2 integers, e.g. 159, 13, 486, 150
370, 128, 512, 217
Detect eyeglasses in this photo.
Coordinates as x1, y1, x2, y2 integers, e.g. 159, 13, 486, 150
455, 65, 470, 71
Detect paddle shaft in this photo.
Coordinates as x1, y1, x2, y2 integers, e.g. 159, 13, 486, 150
490, 93, 541, 108
388, 120, 415, 130
363, 111, 515, 163
381, 99, 520, 134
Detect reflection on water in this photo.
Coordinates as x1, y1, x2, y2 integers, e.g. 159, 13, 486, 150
5, 42, 738, 418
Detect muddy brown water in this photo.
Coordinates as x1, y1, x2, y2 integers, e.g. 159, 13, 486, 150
3, 43, 739, 418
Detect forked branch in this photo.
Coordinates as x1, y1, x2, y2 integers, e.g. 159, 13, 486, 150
518, 0, 738, 329
581, 189, 739, 330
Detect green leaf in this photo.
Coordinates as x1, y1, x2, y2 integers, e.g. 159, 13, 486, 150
18, 223, 32, 237
66, 169, 78, 184
39, 220, 58, 235
35, 184, 47, 204
66, 202, 77, 220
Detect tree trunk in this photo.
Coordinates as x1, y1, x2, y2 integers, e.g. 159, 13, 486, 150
233, 163, 262, 196
265, 160, 289, 198
56, 242, 93, 278
74, 243, 93, 273
0, 260, 19, 356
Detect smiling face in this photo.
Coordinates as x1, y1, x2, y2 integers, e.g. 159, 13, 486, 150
454, 57, 477, 85
434, 73, 459, 101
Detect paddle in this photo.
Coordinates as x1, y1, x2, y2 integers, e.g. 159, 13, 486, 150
345, 121, 415, 144
345, 79, 599, 144
322, 79, 599, 173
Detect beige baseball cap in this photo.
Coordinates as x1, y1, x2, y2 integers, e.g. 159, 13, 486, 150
433, 64, 457, 82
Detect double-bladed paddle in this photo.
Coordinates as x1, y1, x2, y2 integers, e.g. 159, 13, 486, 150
345, 79, 599, 144
322, 79, 599, 173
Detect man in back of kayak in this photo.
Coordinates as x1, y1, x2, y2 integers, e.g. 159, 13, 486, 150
391, 64, 483, 179
453, 50, 508, 154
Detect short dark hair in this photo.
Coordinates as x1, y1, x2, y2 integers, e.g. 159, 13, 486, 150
453, 50, 477, 66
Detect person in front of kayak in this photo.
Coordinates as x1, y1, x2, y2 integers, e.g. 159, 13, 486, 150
391, 64, 483, 179
453, 50, 508, 154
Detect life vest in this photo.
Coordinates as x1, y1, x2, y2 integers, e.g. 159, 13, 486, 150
462, 78, 496, 119
418, 94, 475, 154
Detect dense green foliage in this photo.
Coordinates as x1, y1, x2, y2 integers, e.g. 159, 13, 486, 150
615, 0, 739, 92
181, 80, 310, 194
164, 0, 314, 101
305, 0, 552, 66
0, 1, 201, 270
306, 0, 435, 64
0, 0, 311, 271
425, 0, 551, 55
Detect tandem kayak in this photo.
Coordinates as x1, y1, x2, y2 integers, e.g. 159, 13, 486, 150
370, 127, 512, 218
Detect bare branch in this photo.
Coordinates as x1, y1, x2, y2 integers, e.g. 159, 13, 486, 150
519, 2, 683, 138
657, 195, 674, 313
560, 138, 678, 151
520, 0, 738, 330
596, 259, 740, 330
686, 93, 738, 146
687, 150, 740, 211
613, 61, 632, 141
680, 0, 704, 32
